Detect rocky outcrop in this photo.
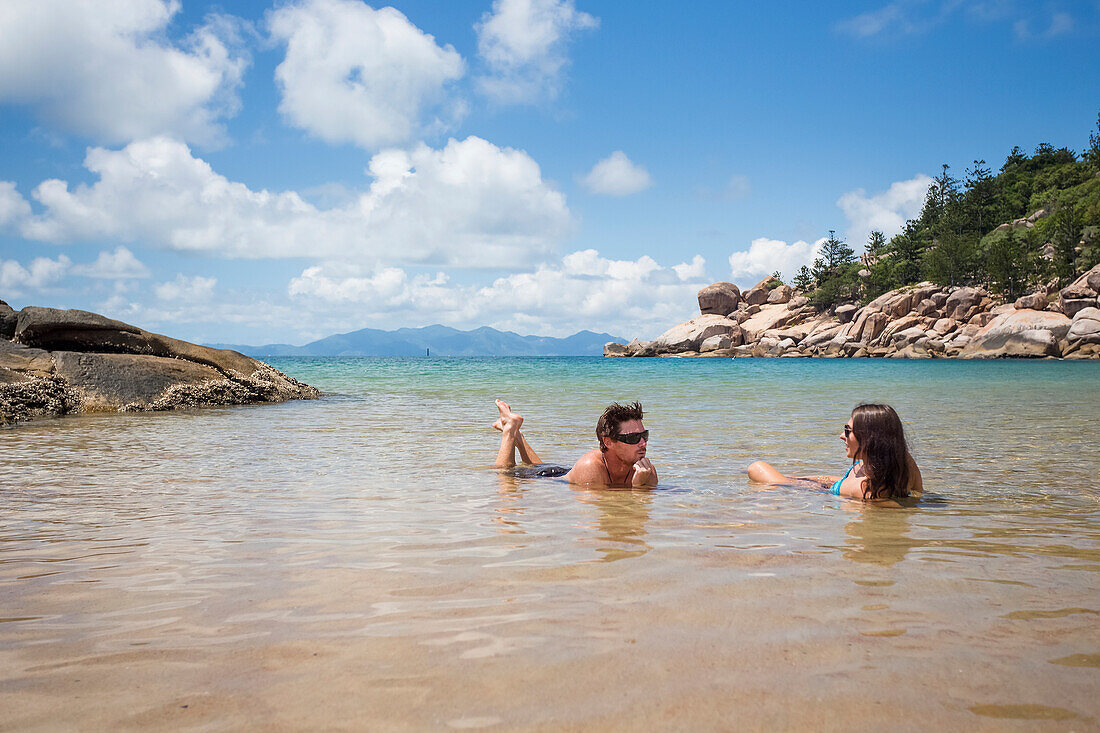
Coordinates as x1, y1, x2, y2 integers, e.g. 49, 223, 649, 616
1063, 307, 1100, 358
604, 264, 1100, 360
697, 282, 741, 315
960, 310, 1071, 358
741, 276, 782, 307
651, 314, 743, 354
1058, 267, 1100, 318
1066, 307, 1100, 344
0, 303, 319, 425
0, 300, 17, 339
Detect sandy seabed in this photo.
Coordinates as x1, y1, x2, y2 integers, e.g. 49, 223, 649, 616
2, 357, 1098, 730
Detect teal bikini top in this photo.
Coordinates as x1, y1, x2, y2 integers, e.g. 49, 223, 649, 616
831, 461, 861, 495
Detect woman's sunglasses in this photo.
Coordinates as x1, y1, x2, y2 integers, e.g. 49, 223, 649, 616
614, 430, 649, 445
843, 425, 853, 438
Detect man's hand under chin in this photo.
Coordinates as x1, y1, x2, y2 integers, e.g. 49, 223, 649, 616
632, 457, 657, 487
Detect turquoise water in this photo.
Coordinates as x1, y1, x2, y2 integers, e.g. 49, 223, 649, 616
274, 355, 1099, 501
2, 357, 1098, 729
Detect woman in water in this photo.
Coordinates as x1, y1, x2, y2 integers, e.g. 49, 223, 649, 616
747, 403, 922, 501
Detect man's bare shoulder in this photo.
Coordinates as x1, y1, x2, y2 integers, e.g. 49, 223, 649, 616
565, 450, 608, 485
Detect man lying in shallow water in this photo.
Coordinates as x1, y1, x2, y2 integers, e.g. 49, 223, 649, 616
492, 400, 658, 488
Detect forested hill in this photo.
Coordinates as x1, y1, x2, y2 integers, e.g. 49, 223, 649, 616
210, 324, 622, 357
793, 113, 1100, 307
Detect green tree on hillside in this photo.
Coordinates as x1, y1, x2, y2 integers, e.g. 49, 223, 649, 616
865, 230, 887, 258
840, 113, 1100, 309
983, 228, 1037, 298
924, 232, 978, 287
962, 160, 997, 233
809, 231, 859, 308
814, 230, 856, 273
1002, 146, 1027, 169
793, 265, 813, 292
1049, 204, 1083, 281
862, 230, 894, 300
1086, 112, 1100, 168
886, 228, 927, 287
918, 164, 961, 232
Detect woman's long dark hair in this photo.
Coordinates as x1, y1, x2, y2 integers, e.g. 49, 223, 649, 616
850, 403, 911, 500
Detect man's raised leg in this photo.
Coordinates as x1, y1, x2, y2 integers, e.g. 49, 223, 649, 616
495, 400, 544, 467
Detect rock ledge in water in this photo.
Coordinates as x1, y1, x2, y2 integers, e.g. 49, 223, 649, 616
0, 302, 319, 425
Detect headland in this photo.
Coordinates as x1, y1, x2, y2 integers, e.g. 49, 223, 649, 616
0, 302, 319, 425
605, 264, 1100, 359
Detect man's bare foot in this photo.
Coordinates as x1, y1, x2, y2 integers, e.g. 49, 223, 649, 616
495, 399, 523, 432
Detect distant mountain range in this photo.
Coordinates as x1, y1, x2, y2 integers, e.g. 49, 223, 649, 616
208, 324, 623, 357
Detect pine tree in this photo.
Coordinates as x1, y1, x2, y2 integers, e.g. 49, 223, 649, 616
923, 232, 976, 287
983, 229, 1035, 299
809, 231, 859, 309
1001, 146, 1026, 173
887, 229, 927, 286
1086, 111, 1100, 168
963, 160, 997, 233
919, 164, 960, 231
865, 230, 887, 259
793, 265, 813, 292
1049, 204, 1083, 281
815, 230, 856, 274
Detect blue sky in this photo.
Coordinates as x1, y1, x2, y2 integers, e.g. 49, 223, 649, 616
2, 0, 1098, 345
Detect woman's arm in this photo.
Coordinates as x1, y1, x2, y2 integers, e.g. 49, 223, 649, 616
747, 462, 840, 492
792, 474, 841, 488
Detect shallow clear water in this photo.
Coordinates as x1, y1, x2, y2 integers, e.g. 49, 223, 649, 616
2, 357, 1098, 730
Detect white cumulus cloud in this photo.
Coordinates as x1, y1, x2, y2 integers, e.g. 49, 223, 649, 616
0, 182, 33, 227
269, 0, 466, 149
0, 0, 248, 146
289, 264, 439, 306
155, 274, 217, 302
561, 249, 660, 279
0, 254, 72, 295
836, 174, 932, 249
17, 135, 572, 268
287, 249, 707, 339
476, 0, 598, 104
579, 151, 653, 196
71, 246, 150, 279
729, 237, 825, 282
672, 254, 706, 281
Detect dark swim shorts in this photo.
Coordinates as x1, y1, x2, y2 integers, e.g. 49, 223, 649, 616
510, 465, 569, 478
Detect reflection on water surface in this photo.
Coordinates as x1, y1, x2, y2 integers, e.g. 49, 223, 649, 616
1, 357, 1098, 729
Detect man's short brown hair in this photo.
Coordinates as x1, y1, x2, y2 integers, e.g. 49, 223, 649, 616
596, 401, 644, 452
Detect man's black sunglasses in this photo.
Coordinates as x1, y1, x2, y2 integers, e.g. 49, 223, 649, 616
613, 430, 649, 445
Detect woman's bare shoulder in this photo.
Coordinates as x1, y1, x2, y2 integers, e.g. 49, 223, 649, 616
907, 452, 923, 495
